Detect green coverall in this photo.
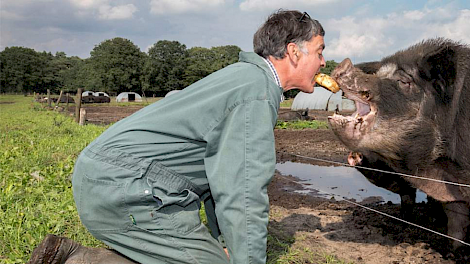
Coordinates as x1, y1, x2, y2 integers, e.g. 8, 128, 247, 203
72, 51, 283, 263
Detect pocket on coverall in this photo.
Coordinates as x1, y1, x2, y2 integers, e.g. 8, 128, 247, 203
143, 164, 202, 236
79, 174, 130, 232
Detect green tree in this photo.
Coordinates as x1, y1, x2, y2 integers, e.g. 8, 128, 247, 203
145, 40, 188, 96
320, 60, 338, 75
210, 45, 241, 70
183, 47, 215, 86
89, 37, 145, 94
183, 45, 241, 87
0, 47, 46, 94
58, 56, 103, 93
57, 55, 82, 92
36, 51, 60, 93
51, 52, 78, 92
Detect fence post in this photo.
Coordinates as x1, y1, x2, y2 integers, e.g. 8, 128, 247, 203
75, 88, 82, 123
66, 93, 70, 109
47, 89, 51, 107
56, 90, 63, 106
79, 108, 87, 126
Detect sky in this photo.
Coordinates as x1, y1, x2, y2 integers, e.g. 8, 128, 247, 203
1, 0, 469, 63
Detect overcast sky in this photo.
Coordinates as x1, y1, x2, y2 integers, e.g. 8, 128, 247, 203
1, 0, 469, 63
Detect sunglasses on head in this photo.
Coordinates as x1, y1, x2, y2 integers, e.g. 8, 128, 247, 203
298, 12, 310, 22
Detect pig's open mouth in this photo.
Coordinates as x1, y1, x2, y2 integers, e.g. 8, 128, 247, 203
328, 90, 377, 137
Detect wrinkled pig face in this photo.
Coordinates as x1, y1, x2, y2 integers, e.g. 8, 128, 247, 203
327, 39, 462, 159
327, 58, 427, 153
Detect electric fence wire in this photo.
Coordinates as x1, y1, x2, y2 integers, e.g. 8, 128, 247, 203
288, 153, 470, 188
284, 152, 470, 247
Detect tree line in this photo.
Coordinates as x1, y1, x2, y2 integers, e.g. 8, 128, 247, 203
0, 37, 337, 97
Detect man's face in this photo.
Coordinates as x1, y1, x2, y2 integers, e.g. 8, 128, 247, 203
293, 35, 326, 93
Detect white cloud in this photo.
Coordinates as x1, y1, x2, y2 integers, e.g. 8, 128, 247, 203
324, 7, 470, 62
36, 38, 75, 51
1, 0, 54, 7
239, 0, 336, 11
422, 9, 470, 43
324, 16, 393, 61
149, 0, 225, 14
403, 10, 425, 21
98, 4, 137, 20
68, 0, 108, 9
0, 10, 24, 20
68, 0, 137, 20
0, 30, 15, 50
31, 37, 94, 57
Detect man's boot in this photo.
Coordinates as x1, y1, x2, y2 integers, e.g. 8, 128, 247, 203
27, 234, 138, 264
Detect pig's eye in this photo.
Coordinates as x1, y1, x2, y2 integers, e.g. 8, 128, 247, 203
397, 80, 411, 89
359, 91, 370, 100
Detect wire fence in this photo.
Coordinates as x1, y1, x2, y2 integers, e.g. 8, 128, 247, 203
284, 152, 470, 247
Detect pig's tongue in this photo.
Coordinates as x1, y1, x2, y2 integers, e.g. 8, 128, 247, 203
356, 101, 371, 116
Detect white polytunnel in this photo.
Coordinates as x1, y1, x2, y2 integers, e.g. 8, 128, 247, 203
81, 91, 95, 97
116, 92, 143, 102
165, 90, 181, 97
291, 87, 356, 112
93, 92, 109, 97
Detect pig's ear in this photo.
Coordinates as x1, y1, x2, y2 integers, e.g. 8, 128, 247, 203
418, 45, 456, 102
356, 61, 381, 74
332, 58, 354, 78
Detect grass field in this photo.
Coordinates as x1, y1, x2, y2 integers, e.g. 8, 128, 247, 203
0, 95, 108, 263
0, 95, 342, 264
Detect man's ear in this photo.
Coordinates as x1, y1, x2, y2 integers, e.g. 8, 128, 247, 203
418, 44, 456, 103
286, 43, 300, 64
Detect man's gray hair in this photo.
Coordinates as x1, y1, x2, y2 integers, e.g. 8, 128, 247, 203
253, 10, 325, 59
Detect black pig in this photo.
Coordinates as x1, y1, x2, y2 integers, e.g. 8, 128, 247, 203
278, 108, 312, 121
328, 38, 470, 249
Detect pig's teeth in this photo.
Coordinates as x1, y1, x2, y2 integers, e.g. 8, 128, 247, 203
354, 113, 359, 119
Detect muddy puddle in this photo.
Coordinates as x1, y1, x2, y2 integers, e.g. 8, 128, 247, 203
276, 161, 427, 204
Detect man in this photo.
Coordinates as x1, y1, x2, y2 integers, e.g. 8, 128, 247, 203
28, 9, 326, 264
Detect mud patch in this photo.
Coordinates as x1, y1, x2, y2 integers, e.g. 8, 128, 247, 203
274, 128, 469, 263
65, 105, 143, 125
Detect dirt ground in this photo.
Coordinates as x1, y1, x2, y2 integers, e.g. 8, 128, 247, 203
64, 105, 468, 263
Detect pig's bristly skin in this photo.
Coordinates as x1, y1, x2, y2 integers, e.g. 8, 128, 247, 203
328, 38, 470, 249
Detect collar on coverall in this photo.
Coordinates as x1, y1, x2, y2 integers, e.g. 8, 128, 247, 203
261, 57, 281, 87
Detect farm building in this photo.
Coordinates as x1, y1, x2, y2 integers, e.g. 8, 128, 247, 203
291, 87, 356, 112
82, 91, 94, 97
165, 90, 181, 97
116, 92, 143, 102
93, 91, 109, 97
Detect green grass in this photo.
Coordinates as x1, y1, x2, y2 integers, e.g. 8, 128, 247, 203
0, 95, 344, 264
280, 98, 293, 108
275, 120, 329, 130
267, 233, 353, 264
0, 95, 107, 263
